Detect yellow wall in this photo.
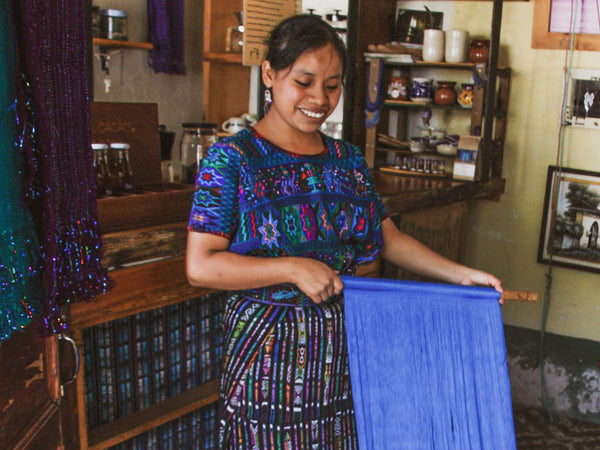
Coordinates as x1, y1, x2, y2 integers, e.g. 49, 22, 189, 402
441, 1, 600, 340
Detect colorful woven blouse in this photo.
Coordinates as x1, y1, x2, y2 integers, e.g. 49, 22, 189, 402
188, 127, 386, 305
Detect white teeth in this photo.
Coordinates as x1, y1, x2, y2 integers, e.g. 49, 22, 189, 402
300, 108, 325, 119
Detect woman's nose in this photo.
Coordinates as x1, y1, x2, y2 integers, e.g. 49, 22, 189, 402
309, 86, 328, 105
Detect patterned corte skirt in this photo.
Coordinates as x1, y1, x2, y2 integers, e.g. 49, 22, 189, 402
219, 293, 359, 449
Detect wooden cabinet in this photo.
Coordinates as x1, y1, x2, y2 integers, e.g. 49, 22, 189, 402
202, 0, 251, 128
60, 186, 223, 449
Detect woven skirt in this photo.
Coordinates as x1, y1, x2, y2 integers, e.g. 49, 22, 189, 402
219, 294, 358, 449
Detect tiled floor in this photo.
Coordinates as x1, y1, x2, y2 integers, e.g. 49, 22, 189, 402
514, 406, 600, 449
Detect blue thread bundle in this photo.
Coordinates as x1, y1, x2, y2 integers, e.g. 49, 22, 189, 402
342, 276, 516, 449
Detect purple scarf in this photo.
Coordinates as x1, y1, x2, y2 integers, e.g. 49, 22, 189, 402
12, 0, 111, 335
148, 0, 186, 75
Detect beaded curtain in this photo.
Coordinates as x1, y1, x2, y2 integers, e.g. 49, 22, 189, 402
343, 276, 516, 449
10, 0, 111, 336
0, 0, 43, 342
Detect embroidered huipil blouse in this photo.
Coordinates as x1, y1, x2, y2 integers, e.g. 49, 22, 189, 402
188, 127, 386, 306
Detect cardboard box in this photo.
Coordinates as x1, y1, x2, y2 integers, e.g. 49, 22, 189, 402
452, 135, 481, 181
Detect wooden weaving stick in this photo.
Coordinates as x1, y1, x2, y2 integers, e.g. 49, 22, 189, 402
501, 290, 538, 302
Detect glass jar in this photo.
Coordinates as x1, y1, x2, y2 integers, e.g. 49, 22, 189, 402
179, 122, 218, 184
226, 11, 244, 52
100, 9, 128, 41
92, 143, 109, 196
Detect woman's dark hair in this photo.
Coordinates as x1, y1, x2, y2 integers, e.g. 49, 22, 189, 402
265, 14, 348, 82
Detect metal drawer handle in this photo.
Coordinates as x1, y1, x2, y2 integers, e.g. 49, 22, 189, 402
59, 334, 79, 386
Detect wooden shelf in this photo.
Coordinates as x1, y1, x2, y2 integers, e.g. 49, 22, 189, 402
204, 52, 243, 63
87, 379, 220, 449
383, 100, 471, 111
97, 183, 195, 234
92, 37, 153, 50
69, 257, 214, 329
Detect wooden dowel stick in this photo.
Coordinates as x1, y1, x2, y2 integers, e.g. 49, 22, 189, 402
501, 290, 538, 302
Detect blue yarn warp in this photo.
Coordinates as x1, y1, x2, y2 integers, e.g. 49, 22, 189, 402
342, 276, 516, 450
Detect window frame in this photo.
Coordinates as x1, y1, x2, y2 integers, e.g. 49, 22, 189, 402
532, 0, 600, 50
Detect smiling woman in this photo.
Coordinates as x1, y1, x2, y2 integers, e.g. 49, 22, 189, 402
185, 13, 503, 449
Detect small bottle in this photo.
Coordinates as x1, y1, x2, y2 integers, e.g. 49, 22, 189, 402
438, 160, 446, 175
108, 142, 130, 191
92, 143, 109, 196
425, 159, 432, 173
401, 156, 409, 170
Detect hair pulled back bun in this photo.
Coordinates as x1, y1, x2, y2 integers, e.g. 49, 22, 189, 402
264, 14, 347, 82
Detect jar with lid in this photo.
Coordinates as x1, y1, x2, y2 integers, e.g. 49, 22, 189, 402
92, 143, 109, 196
100, 9, 128, 41
179, 122, 218, 184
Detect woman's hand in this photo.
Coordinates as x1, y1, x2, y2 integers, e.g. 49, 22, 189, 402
458, 268, 504, 305
286, 257, 344, 304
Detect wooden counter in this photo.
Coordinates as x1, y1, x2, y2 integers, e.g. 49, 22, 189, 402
372, 172, 505, 216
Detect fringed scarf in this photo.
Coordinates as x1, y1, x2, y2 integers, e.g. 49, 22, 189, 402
147, 0, 186, 75
0, 0, 43, 342
11, 0, 111, 335
342, 276, 516, 449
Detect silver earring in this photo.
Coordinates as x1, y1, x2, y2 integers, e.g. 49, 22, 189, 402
264, 88, 272, 105
263, 88, 272, 116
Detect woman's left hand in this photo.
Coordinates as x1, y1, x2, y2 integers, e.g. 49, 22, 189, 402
458, 269, 504, 305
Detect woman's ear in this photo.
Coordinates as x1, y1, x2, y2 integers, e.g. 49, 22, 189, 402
261, 60, 275, 88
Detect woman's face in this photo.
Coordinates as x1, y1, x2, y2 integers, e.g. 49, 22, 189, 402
264, 43, 343, 134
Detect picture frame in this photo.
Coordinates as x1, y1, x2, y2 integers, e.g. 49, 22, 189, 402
538, 166, 600, 273
564, 68, 600, 130
392, 9, 443, 45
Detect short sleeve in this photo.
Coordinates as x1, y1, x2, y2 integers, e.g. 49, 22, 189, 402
187, 142, 242, 238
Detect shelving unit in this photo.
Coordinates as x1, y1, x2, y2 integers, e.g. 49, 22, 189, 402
363, 55, 511, 181
347, 0, 510, 184
92, 37, 153, 50
202, 0, 251, 127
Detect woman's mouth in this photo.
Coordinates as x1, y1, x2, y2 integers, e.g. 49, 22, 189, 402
299, 108, 326, 119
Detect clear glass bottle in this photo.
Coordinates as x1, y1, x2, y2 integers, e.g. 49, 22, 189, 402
92, 143, 109, 196
179, 123, 217, 184
108, 142, 131, 192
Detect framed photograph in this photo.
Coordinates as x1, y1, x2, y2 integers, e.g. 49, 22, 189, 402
392, 9, 443, 45
538, 166, 600, 273
564, 68, 600, 130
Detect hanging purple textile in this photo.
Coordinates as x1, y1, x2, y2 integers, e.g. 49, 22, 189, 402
11, 0, 111, 335
148, 0, 186, 75
342, 276, 516, 449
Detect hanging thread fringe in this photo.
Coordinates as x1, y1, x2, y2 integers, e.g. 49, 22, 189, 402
342, 276, 516, 449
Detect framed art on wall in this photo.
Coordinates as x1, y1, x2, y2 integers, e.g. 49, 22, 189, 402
538, 166, 600, 273
564, 68, 600, 130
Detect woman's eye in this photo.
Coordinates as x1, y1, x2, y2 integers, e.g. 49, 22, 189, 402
326, 84, 340, 91
295, 80, 310, 87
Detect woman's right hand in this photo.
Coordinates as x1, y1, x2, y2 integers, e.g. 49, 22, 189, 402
286, 257, 344, 304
